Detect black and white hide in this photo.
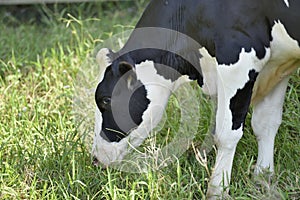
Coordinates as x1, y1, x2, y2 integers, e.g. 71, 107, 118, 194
92, 0, 300, 198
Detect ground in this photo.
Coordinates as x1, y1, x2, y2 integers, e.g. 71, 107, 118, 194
0, 2, 299, 199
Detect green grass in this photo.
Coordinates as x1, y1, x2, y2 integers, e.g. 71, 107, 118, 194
0, 2, 299, 199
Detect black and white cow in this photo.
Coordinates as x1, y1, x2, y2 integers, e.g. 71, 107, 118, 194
92, 0, 300, 198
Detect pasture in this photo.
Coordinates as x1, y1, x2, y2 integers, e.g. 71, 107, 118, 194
0, 2, 299, 199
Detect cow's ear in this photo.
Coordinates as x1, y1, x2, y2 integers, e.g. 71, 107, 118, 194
118, 61, 137, 90
118, 61, 134, 74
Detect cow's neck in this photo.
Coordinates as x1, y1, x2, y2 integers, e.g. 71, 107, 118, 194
117, 48, 203, 87
125, 59, 190, 147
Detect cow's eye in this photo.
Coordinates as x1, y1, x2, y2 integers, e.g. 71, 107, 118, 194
102, 97, 111, 105
98, 96, 111, 112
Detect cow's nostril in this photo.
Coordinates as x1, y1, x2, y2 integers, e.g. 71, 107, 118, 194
92, 156, 107, 170
92, 156, 99, 166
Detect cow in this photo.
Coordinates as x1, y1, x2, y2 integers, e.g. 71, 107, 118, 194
92, 0, 300, 198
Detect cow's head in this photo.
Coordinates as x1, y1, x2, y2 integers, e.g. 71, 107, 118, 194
92, 48, 177, 167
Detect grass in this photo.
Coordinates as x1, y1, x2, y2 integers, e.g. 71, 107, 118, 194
0, 2, 299, 199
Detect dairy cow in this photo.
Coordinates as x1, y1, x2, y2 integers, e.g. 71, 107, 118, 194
92, 0, 300, 198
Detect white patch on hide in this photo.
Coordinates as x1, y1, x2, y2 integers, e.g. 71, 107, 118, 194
216, 48, 270, 141
252, 21, 300, 104
284, 0, 289, 7
199, 47, 218, 96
